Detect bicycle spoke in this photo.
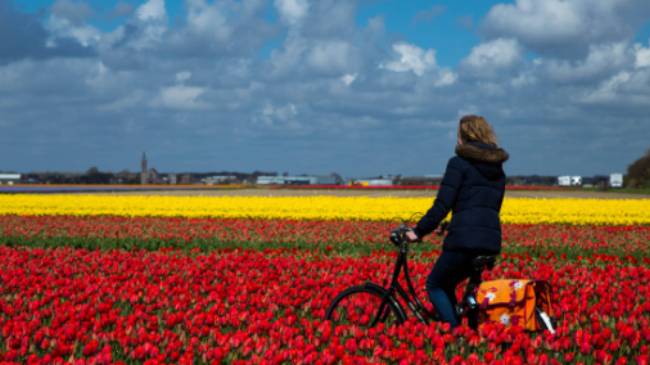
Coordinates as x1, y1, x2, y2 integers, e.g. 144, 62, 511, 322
329, 290, 400, 327
371, 299, 389, 326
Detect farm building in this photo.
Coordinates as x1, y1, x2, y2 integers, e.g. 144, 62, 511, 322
202, 175, 238, 185
558, 175, 582, 187
256, 175, 338, 185
0, 173, 21, 185
609, 173, 623, 188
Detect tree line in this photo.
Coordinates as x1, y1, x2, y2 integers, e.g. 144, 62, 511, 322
627, 149, 650, 188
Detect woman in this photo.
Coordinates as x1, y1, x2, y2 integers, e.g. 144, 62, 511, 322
405, 115, 509, 328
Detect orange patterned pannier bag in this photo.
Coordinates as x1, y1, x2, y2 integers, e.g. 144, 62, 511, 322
476, 279, 553, 331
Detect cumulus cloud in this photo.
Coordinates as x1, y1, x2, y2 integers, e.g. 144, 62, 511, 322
340, 73, 357, 86
275, 0, 309, 25
137, 0, 166, 22
185, 0, 231, 42
252, 103, 304, 132
1, 0, 649, 176
635, 42, 650, 68
98, 0, 169, 53
46, 14, 102, 48
435, 69, 457, 87
581, 64, 650, 106
160, 0, 272, 59
382, 43, 437, 76
482, 0, 650, 58
159, 85, 205, 109
510, 72, 536, 88
270, 34, 362, 78
461, 38, 522, 75
379, 43, 456, 87
538, 42, 631, 83
51, 0, 93, 25
84, 61, 109, 89
135, 0, 168, 45
175, 71, 192, 83
581, 71, 632, 104
306, 40, 355, 74
0, 1, 93, 63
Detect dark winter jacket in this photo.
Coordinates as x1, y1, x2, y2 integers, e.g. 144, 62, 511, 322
413, 142, 509, 254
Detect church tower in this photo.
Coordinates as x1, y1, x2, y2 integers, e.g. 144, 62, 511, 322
140, 152, 148, 184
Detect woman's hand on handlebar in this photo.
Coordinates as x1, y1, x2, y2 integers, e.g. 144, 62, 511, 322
405, 229, 419, 242
390, 225, 419, 245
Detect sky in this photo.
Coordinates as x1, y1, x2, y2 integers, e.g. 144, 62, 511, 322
1, 0, 650, 177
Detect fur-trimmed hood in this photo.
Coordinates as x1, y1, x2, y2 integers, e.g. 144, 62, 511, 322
455, 142, 509, 164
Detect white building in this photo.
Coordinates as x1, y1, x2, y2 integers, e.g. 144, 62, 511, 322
570, 176, 582, 186
202, 175, 237, 185
168, 174, 178, 185
256, 176, 316, 185
0, 173, 21, 185
609, 173, 623, 188
558, 175, 582, 187
256, 175, 342, 185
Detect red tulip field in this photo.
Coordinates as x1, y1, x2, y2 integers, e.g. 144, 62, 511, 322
0, 197, 649, 364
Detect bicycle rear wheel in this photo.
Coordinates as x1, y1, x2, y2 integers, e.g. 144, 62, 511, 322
325, 284, 405, 327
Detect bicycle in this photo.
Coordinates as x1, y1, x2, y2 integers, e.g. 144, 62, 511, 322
325, 224, 556, 332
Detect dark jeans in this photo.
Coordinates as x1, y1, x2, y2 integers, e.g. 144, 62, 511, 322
426, 250, 475, 328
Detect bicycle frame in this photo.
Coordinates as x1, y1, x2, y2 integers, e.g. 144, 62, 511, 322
327, 225, 497, 329
377, 241, 437, 325
374, 236, 493, 327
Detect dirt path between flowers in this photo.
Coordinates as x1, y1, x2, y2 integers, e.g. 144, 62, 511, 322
102, 188, 649, 199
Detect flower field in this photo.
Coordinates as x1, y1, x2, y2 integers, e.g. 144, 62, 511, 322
0, 193, 649, 364
1, 194, 650, 224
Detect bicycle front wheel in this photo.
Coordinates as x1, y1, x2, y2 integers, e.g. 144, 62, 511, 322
325, 284, 405, 328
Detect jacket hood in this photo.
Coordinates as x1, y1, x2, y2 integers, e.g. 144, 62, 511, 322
456, 142, 508, 180
455, 142, 509, 164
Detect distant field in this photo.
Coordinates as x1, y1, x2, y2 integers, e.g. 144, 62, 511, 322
2, 184, 648, 199
100, 187, 649, 199
581, 186, 650, 195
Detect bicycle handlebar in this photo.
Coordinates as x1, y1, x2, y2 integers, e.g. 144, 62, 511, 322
389, 225, 410, 246
389, 221, 449, 246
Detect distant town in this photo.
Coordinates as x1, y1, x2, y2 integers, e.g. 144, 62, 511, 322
0, 153, 628, 189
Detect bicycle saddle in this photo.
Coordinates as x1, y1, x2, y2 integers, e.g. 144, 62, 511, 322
471, 255, 496, 271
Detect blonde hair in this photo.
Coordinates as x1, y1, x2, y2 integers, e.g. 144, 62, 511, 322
458, 115, 498, 146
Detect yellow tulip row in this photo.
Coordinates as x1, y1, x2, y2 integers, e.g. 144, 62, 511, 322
0, 194, 648, 225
